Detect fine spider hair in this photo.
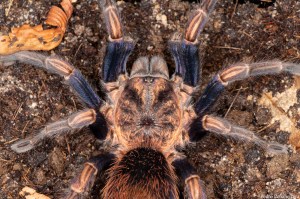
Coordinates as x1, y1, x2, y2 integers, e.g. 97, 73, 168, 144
0, 0, 299, 198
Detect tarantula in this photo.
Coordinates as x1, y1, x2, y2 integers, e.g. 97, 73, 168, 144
1, 0, 298, 198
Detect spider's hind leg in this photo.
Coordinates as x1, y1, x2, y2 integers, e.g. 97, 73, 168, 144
169, 0, 217, 86
201, 115, 289, 154
173, 158, 207, 199
65, 152, 115, 199
99, 0, 135, 82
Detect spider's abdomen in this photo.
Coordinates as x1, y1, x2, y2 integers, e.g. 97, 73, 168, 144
103, 147, 178, 199
115, 76, 181, 146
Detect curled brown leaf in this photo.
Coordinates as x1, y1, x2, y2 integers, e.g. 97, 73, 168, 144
0, 0, 73, 55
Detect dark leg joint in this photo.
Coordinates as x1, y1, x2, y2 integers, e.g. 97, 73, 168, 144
66, 152, 115, 198
102, 37, 135, 82
168, 38, 200, 86
173, 158, 207, 199
89, 110, 108, 140
194, 75, 225, 115
188, 117, 208, 142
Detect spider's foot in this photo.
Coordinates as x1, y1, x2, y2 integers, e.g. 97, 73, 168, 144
11, 139, 36, 153
265, 142, 289, 155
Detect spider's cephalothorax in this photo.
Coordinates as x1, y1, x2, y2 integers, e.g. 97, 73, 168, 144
110, 57, 186, 147
1, 0, 298, 198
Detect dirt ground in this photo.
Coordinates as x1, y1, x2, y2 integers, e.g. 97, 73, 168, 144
0, 0, 300, 198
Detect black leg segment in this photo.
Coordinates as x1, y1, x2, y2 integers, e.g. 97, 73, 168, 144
169, 0, 218, 86
172, 158, 207, 199
89, 110, 108, 140
102, 38, 135, 82
68, 69, 102, 108
168, 38, 200, 86
99, 0, 135, 82
194, 75, 225, 115
66, 152, 115, 198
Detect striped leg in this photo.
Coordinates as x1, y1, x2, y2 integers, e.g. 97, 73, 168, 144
99, 0, 135, 82
11, 109, 97, 153
0, 51, 102, 109
65, 152, 115, 199
194, 61, 300, 115
173, 158, 207, 199
201, 115, 289, 154
169, 0, 217, 86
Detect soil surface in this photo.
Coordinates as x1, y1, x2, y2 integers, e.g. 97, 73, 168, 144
0, 0, 300, 198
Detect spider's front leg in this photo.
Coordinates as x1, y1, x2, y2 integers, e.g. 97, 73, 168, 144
173, 158, 207, 199
0, 52, 109, 151
0, 52, 102, 109
194, 61, 300, 115
99, 0, 135, 82
190, 61, 300, 153
169, 0, 217, 86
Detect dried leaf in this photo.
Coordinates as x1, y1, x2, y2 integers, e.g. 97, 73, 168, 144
258, 80, 300, 149
0, 0, 73, 55
19, 186, 51, 199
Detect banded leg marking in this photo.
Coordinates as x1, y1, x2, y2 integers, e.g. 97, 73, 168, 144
0, 51, 102, 108
185, 0, 218, 43
173, 158, 207, 199
202, 115, 289, 154
99, 0, 135, 82
195, 61, 300, 115
11, 109, 97, 153
66, 152, 115, 199
169, 0, 217, 86
100, 0, 123, 40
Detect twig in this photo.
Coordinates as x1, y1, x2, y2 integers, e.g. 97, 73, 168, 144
224, 87, 242, 118
12, 102, 23, 121
4, 138, 19, 145
213, 46, 243, 50
65, 136, 71, 156
239, 30, 255, 40
0, 158, 11, 162
256, 122, 276, 134
21, 121, 30, 137
231, 0, 239, 20
5, 0, 14, 17
73, 43, 83, 62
